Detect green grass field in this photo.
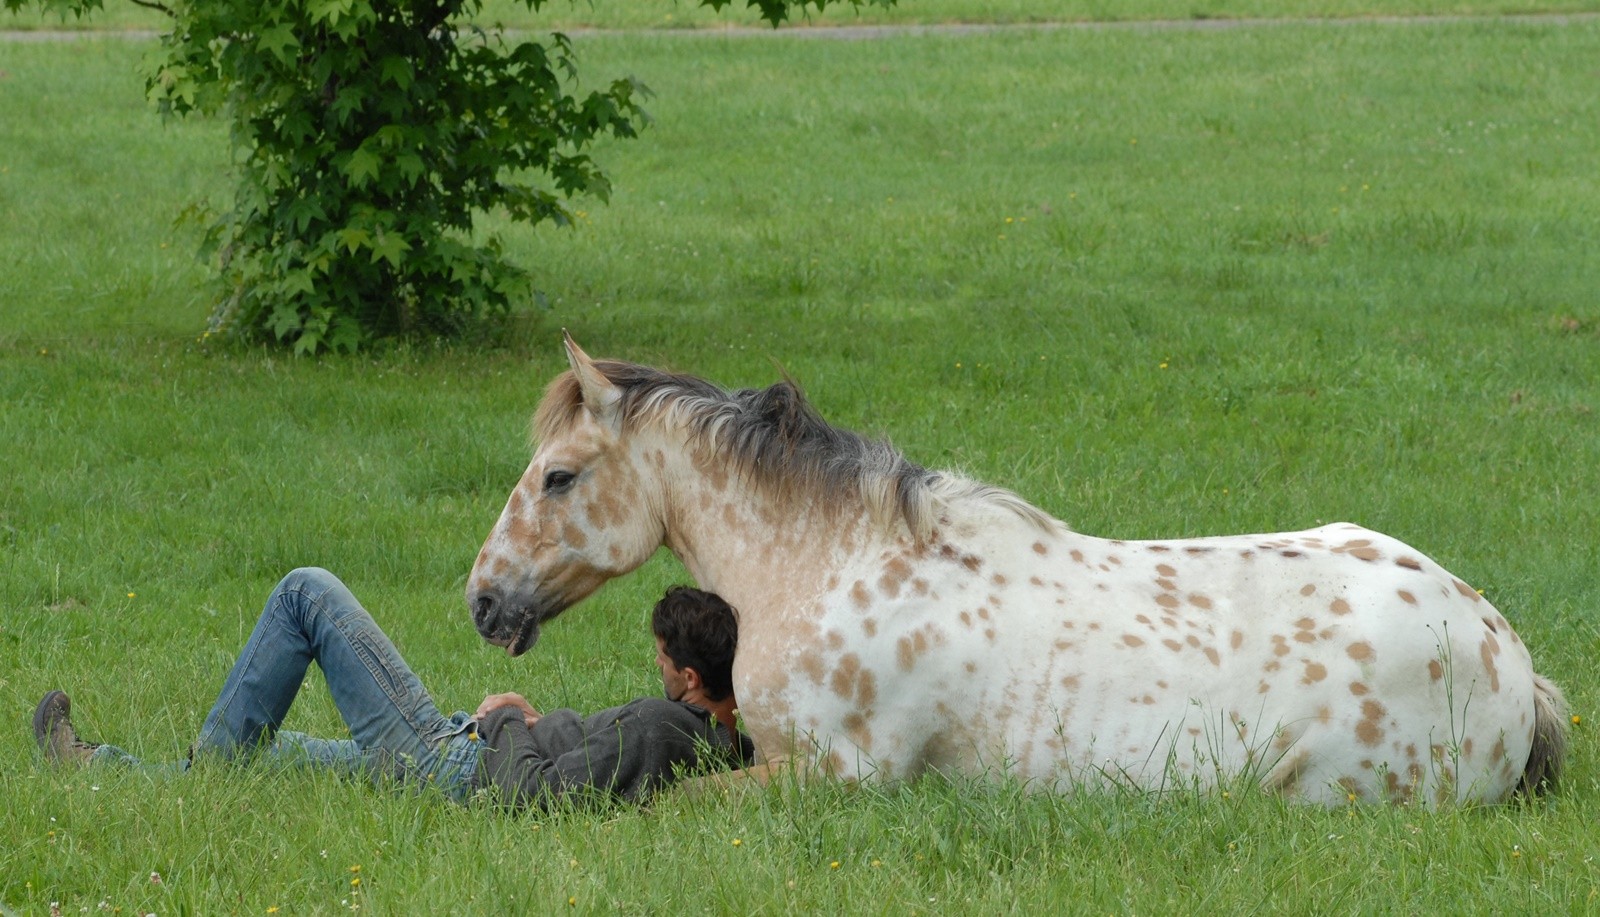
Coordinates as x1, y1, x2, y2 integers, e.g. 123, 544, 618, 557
4, 7, 1600, 914
8, 0, 1600, 30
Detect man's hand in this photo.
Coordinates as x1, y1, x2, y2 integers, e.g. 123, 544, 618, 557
476, 692, 541, 728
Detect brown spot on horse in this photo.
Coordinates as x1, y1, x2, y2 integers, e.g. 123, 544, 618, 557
897, 638, 916, 671
830, 653, 863, 699
850, 580, 870, 610
878, 557, 913, 598
1356, 699, 1387, 746
798, 651, 826, 685
1480, 637, 1501, 691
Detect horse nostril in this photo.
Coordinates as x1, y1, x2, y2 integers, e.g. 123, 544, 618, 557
471, 591, 500, 630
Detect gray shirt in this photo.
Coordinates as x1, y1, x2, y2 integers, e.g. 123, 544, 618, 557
475, 696, 755, 809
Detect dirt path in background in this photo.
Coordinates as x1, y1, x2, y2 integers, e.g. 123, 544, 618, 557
623, 10, 1600, 38
2, 11, 1597, 42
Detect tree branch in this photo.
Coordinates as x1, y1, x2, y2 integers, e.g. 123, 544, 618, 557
125, 0, 175, 18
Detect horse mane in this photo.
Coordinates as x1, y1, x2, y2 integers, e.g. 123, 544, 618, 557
534, 360, 1063, 539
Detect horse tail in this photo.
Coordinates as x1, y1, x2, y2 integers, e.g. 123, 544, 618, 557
1517, 672, 1569, 797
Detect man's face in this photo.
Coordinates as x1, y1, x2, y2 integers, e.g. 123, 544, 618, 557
655, 636, 689, 702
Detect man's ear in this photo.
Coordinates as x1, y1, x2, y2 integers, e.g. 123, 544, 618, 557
682, 666, 704, 692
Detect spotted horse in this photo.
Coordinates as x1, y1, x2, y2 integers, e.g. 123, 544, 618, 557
467, 334, 1568, 805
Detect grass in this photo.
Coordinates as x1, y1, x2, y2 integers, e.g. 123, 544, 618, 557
6, 0, 1600, 31
4, 11, 1600, 914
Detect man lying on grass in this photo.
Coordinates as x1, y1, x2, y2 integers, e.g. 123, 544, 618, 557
32, 568, 754, 808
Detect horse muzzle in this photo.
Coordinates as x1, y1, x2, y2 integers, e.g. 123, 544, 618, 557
469, 587, 556, 657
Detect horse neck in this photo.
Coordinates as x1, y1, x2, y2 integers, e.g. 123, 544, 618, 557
656, 439, 873, 611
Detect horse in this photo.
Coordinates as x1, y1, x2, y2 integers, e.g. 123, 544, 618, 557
466, 333, 1568, 805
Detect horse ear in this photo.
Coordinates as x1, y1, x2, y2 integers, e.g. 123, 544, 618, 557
563, 330, 621, 420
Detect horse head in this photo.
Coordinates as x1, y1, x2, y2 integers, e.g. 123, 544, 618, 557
466, 333, 667, 656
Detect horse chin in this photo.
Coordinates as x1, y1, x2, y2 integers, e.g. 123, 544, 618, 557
506, 616, 541, 657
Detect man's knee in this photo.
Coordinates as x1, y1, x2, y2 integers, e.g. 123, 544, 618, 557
277, 567, 341, 596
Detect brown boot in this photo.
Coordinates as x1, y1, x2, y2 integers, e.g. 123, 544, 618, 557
32, 690, 100, 766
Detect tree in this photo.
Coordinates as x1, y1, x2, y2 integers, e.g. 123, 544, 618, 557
7, 0, 893, 352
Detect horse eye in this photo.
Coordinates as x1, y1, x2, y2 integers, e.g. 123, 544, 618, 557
543, 470, 577, 494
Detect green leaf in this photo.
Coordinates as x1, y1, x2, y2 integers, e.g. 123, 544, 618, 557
329, 85, 367, 124
280, 269, 317, 298
336, 227, 372, 253
306, 0, 350, 25
283, 196, 328, 233
279, 110, 316, 145
326, 315, 363, 353
394, 152, 425, 185
369, 230, 412, 268
256, 24, 301, 66
378, 55, 414, 90
268, 302, 306, 341
343, 147, 382, 188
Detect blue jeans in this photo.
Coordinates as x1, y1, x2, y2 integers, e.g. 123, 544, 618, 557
93, 568, 482, 803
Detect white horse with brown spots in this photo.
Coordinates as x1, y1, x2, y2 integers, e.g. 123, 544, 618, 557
467, 335, 1568, 805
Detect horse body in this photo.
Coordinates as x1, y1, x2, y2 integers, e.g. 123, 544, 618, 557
467, 335, 1566, 805
711, 497, 1535, 805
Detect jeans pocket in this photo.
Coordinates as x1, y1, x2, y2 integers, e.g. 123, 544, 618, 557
347, 627, 413, 710
428, 711, 478, 746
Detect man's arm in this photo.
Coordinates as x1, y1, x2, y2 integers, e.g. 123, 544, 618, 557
477, 698, 711, 809
676, 757, 808, 798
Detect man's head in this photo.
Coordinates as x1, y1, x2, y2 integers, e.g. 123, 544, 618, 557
651, 586, 738, 703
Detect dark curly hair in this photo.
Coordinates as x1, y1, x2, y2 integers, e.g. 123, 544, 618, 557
651, 586, 739, 702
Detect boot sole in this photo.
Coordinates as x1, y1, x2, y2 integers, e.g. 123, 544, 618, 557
32, 689, 72, 756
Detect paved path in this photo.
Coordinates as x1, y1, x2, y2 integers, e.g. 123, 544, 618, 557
2, 10, 1597, 42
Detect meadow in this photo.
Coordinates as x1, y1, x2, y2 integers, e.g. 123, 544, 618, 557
3, 5, 1600, 913
8, 0, 1600, 30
